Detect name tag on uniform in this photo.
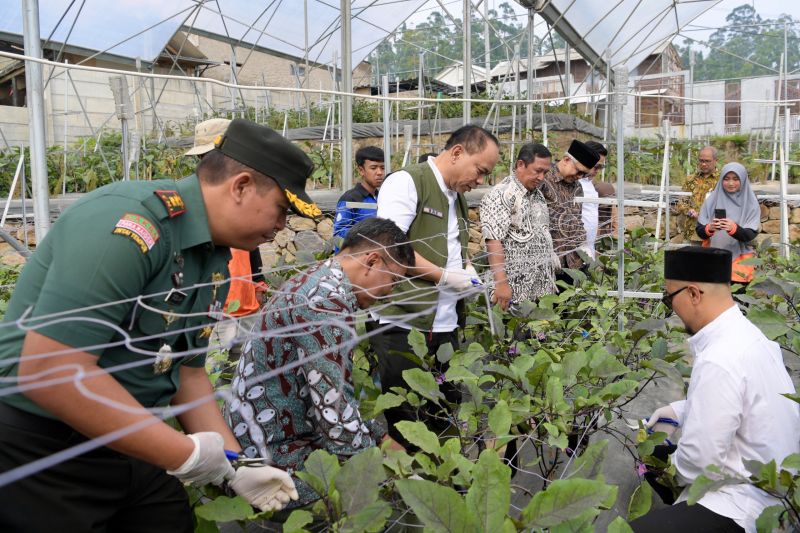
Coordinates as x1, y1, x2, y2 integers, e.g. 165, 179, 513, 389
208, 300, 224, 321
422, 206, 443, 218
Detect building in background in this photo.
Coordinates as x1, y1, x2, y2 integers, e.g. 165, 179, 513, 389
0, 25, 372, 147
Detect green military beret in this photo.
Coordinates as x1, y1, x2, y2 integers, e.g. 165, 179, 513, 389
214, 119, 321, 218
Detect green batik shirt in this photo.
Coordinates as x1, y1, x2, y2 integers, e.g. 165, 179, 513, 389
0, 174, 230, 418
677, 171, 718, 239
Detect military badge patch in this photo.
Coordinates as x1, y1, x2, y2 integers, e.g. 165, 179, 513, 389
112, 213, 160, 253
154, 189, 187, 218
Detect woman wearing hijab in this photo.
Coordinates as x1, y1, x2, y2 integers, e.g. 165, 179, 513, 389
696, 162, 760, 284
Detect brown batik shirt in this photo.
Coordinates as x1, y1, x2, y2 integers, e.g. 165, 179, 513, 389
539, 164, 586, 270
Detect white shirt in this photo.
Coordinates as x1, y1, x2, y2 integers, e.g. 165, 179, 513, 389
373, 157, 462, 332
578, 178, 599, 259
669, 305, 800, 533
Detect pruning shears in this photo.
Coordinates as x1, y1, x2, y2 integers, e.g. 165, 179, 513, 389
625, 417, 680, 447
225, 450, 270, 468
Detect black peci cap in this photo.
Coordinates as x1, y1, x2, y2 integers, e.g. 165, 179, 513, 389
214, 119, 321, 218
664, 246, 732, 283
566, 140, 600, 169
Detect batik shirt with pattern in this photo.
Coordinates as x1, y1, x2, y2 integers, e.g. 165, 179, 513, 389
225, 258, 385, 508
539, 164, 586, 270
481, 175, 556, 302
676, 171, 718, 240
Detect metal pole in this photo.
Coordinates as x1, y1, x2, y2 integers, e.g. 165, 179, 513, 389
229, 49, 238, 116
395, 76, 400, 153
603, 49, 611, 143
614, 69, 628, 329
1, 154, 24, 227
304, 0, 311, 127
20, 144, 29, 248
770, 53, 784, 182
62, 59, 68, 196
688, 48, 695, 140
463, 0, 472, 124
382, 75, 391, 173
565, 42, 571, 110
416, 51, 424, 162
484, 0, 490, 84
21, 0, 51, 240
665, 160, 671, 242
784, 22, 788, 127
654, 119, 670, 250
526, 9, 534, 137
511, 43, 520, 162
340, 0, 353, 191
781, 107, 790, 258
535, 23, 546, 145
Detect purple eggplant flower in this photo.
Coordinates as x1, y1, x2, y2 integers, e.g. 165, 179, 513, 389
435, 373, 446, 385
537, 332, 547, 341
637, 462, 648, 477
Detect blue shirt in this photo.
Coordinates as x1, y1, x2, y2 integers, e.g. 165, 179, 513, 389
333, 182, 377, 250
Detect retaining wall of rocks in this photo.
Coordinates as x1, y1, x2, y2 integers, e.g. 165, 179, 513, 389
265, 200, 800, 267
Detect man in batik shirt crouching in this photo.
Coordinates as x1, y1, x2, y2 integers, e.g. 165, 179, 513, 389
226, 217, 412, 508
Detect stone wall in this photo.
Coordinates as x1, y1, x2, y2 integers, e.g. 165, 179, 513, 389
263, 200, 800, 268
263, 217, 335, 266
617, 201, 800, 245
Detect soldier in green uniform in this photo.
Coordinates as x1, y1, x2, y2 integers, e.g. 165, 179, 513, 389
675, 146, 718, 241
0, 119, 321, 532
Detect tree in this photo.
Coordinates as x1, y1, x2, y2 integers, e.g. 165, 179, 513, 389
367, 2, 537, 80
677, 3, 800, 81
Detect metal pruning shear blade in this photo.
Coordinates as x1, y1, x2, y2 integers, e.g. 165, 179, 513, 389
233, 457, 269, 468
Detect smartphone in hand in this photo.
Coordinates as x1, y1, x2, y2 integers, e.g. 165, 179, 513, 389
714, 208, 726, 219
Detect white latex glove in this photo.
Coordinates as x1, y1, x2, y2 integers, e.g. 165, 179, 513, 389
438, 267, 480, 291
229, 465, 299, 512
464, 263, 480, 282
167, 432, 235, 486
645, 405, 679, 436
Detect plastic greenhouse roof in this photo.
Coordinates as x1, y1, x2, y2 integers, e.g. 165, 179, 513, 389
1, 0, 428, 68
533, 0, 722, 73
0, 0, 190, 63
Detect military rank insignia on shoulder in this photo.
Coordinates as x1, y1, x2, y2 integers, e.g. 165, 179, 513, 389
154, 189, 187, 218
112, 213, 160, 253
285, 189, 322, 219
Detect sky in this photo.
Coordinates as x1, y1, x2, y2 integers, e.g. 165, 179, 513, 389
1, 0, 798, 69
678, 0, 800, 45
409, 0, 800, 49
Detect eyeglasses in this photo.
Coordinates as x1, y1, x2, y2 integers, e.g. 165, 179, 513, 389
661, 285, 704, 312
377, 255, 404, 284
566, 153, 590, 177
